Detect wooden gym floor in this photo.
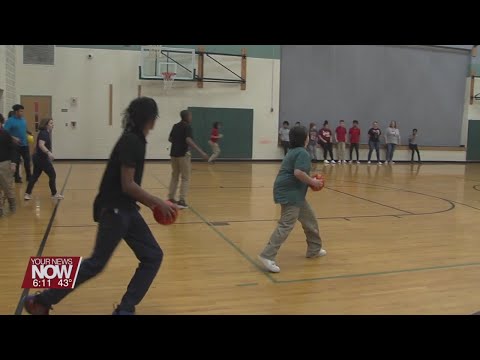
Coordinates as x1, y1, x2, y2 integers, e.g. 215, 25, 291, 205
2, 161, 480, 315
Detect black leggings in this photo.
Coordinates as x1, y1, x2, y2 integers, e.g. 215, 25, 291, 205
350, 143, 359, 161
26, 155, 57, 195
15, 145, 31, 181
322, 142, 334, 160
410, 144, 421, 162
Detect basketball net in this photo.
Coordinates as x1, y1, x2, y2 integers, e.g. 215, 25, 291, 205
162, 71, 176, 91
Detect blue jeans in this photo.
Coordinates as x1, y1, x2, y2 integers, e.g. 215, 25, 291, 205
368, 141, 380, 161
37, 207, 163, 313
386, 143, 397, 162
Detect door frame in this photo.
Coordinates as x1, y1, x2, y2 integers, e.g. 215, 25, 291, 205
20, 95, 53, 131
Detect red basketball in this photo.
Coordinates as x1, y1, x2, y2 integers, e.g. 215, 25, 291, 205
153, 201, 178, 225
310, 174, 325, 192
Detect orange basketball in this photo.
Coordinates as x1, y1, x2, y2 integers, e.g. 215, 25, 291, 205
310, 174, 325, 192
153, 201, 178, 225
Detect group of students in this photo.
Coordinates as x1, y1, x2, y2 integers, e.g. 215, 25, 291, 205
279, 120, 422, 165
21, 97, 326, 315
0, 105, 62, 217
22, 98, 225, 315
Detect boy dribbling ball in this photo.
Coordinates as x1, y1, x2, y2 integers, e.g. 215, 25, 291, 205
258, 126, 327, 273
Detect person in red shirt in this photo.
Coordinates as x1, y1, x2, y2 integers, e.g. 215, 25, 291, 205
335, 120, 347, 164
318, 121, 335, 164
208, 121, 223, 164
348, 120, 361, 164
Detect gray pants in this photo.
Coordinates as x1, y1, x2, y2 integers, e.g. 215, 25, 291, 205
337, 142, 346, 161
0, 160, 15, 212
308, 142, 317, 160
168, 153, 191, 202
208, 141, 221, 162
260, 201, 322, 260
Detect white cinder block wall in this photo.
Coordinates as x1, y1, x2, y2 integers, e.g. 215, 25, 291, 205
15, 46, 282, 159
0, 45, 5, 114
14, 45, 477, 161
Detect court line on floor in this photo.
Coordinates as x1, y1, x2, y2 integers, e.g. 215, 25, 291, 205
340, 180, 458, 215
274, 261, 480, 284
325, 187, 415, 215
188, 205, 276, 283
14, 164, 73, 315
150, 174, 276, 283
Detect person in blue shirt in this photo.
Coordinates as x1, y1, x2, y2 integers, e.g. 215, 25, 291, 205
4, 104, 31, 183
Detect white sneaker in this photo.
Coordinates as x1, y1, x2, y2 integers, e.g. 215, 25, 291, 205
349, 160, 353, 164
391, 161, 395, 164
331, 160, 336, 164
24, 194, 31, 200
324, 160, 330, 164
367, 161, 371, 164
356, 161, 361, 164
52, 193, 64, 200
343, 160, 348, 164
307, 249, 327, 258
378, 162, 383, 165
258, 256, 280, 273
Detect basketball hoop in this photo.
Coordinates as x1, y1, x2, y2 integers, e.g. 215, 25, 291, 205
162, 71, 176, 91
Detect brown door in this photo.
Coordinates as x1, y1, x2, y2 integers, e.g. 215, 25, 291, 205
20, 95, 52, 153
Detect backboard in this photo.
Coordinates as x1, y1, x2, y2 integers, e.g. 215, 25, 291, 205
139, 45, 196, 80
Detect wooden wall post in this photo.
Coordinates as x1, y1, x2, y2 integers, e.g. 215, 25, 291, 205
241, 48, 247, 90
197, 46, 205, 88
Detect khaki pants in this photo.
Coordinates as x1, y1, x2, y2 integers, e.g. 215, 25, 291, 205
0, 160, 15, 210
208, 141, 221, 162
168, 153, 191, 202
260, 201, 322, 260
337, 142, 346, 161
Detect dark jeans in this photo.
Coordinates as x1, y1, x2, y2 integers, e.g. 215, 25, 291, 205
15, 145, 31, 181
350, 143, 359, 161
410, 144, 421, 162
26, 155, 57, 195
281, 141, 290, 156
322, 142, 334, 160
386, 143, 397, 162
37, 207, 163, 313
368, 141, 380, 161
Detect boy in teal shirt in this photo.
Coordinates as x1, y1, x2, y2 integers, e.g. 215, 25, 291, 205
258, 126, 327, 273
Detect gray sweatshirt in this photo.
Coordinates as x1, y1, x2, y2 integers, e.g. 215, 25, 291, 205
385, 127, 400, 144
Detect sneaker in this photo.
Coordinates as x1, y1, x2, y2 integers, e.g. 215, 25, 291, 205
330, 160, 336, 164
356, 161, 361, 164
307, 249, 327, 259
378, 162, 383, 165
258, 255, 280, 273
324, 160, 330, 164
176, 200, 189, 209
23, 294, 51, 315
52, 193, 64, 200
385, 161, 389, 165
112, 308, 135, 315
367, 161, 371, 164
349, 160, 353, 164
24, 193, 31, 200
